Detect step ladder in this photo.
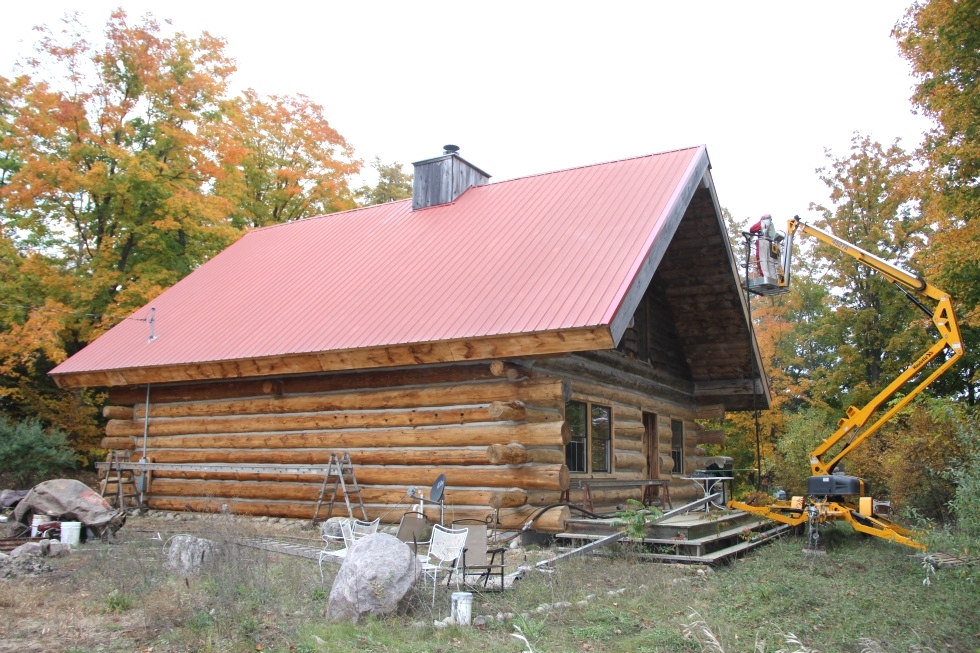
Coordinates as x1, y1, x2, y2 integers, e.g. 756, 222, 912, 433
310, 452, 368, 525
99, 450, 140, 510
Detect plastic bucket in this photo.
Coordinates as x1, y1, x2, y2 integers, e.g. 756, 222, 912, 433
31, 515, 45, 538
451, 591, 473, 626
60, 521, 82, 548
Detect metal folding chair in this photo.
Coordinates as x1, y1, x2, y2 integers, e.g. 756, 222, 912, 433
453, 517, 507, 590
418, 524, 468, 606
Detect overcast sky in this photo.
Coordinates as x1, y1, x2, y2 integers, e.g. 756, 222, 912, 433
2, 1, 929, 228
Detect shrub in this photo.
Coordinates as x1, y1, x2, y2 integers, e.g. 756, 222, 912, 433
0, 416, 77, 488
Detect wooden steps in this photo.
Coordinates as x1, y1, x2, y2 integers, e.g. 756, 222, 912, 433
556, 509, 790, 564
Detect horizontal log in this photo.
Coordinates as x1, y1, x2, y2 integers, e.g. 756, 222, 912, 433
614, 451, 646, 471
146, 479, 527, 508
694, 379, 764, 396
141, 421, 569, 450
615, 421, 645, 439
527, 488, 645, 506
144, 498, 567, 531
101, 437, 135, 450
149, 463, 568, 491
695, 404, 726, 420
488, 400, 561, 423
660, 454, 674, 475
486, 444, 565, 465
103, 406, 134, 420
133, 378, 566, 419
613, 405, 643, 423
145, 447, 496, 467
614, 438, 643, 453
108, 402, 559, 438
111, 363, 521, 405
569, 379, 694, 420
696, 430, 725, 446
489, 361, 529, 379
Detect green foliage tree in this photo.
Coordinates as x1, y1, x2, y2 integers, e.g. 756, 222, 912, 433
357, 157, 413, 206
0, 417, 77, 488
808, 135, 930, 409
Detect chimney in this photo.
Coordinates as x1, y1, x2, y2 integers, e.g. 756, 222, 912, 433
411, 145, 491, 210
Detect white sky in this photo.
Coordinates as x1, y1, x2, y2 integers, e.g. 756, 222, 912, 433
2, 1, 929, 228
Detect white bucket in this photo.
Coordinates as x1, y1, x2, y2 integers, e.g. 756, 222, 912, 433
451, 591, 473, 626
31, 515, 45, 538
60, 521, 82, 548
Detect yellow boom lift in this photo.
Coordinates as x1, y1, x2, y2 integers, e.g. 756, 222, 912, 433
731, 215, 965, 550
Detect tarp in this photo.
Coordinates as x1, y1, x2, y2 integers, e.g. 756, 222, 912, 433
13, 479, 125, 535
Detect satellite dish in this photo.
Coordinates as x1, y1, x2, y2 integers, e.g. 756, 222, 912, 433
430, 474, 447, 504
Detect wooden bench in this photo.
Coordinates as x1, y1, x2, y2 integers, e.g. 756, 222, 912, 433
560, 479, 671, 513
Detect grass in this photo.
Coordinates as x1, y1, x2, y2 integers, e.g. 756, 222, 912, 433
1, 514, 978, 652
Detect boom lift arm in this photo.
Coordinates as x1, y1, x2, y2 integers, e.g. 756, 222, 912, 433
730, 215, 965, 550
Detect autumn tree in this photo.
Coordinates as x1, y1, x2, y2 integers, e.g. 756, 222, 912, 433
357, 157, 413, 206
895, 0, 980, 403
216, 89, 359, 229
0, 11, 359, 458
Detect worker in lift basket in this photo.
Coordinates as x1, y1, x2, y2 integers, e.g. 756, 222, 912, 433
749, 214, 783, 283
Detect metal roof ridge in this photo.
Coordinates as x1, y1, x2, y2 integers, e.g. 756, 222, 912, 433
484, 145, 704, 186
251, 199, 412, 232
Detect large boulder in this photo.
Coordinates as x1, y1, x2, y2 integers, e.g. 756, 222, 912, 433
326, 533, 419, 623
164, 535, 223, 577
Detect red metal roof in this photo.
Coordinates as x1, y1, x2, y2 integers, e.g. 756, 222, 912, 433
51, 146, 707, 379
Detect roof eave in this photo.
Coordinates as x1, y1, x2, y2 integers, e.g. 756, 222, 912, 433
50, 325, 616, 388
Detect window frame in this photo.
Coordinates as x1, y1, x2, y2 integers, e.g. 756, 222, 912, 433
670, 418, 685, 476
564, 399, 614, 475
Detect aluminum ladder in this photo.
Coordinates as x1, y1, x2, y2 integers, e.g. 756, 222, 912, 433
310, 452, 368, 525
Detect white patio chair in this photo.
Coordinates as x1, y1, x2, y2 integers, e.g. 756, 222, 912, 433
317, 517, 380, 582
418, 524, 468, 606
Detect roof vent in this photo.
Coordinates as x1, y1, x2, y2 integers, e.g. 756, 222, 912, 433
412, 145, 491, 210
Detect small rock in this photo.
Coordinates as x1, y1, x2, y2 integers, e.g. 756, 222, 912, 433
503, 612, 514, 621
433, 620, 448, 630
535, 603, 551, 613
38, 540, 70, 558
321, 517, 346, 539
496, 612, 505, 622
576, 600, 589, 607
554, 601, 572, 609
258, 516, 268, 522
607, 590, 617, 596
638, 584, 648, 591
411, 621, 426, 628
10, 542, 41, 558
442, 615, 454, 624
585, 594, 596, 600
519, 612, 529, 620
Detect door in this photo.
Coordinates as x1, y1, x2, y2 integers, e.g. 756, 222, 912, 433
643, 412, 658, 479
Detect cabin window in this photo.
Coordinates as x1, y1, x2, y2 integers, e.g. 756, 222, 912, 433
670, 418, 684, 475
565, 400, 613, 474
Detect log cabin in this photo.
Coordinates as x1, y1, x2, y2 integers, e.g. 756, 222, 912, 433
50, 145, 771, 533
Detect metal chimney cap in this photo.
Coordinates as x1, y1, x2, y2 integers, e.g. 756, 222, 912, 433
443, 144, 460, 155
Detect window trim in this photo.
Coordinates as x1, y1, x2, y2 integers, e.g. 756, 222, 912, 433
565, 399, 615, 475
670, 417, 685, 477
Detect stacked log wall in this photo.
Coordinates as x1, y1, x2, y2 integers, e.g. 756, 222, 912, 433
101, 363, 571, 531
535, 354, 706, 509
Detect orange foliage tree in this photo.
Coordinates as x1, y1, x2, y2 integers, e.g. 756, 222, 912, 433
0, 11, 359, 459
